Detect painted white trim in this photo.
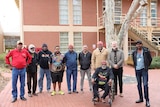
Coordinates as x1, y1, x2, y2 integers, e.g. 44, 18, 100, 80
23, 25, 98, 32
20, 0, 24, 42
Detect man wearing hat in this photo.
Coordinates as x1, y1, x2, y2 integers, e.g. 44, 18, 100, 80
5, 40, 32, 103
132, 40, 152, 107
38, 43, 52, 93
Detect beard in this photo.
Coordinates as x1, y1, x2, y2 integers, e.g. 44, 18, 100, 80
102, 65, 107, 69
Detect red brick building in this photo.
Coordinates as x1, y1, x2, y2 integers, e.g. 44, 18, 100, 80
16, 0, 160, 58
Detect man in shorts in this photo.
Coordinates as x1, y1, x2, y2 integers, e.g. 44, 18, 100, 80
50, 46, 65, 96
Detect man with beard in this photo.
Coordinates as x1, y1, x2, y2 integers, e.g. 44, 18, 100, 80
50, 46, 65, 96
132, 40, 152, 107
108, 41, 124, 97
92, 61, 114, 103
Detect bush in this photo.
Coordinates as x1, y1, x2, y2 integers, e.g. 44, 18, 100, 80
149, 57, 160, 69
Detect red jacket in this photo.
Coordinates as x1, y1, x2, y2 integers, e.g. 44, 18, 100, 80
5, 48, 32, 69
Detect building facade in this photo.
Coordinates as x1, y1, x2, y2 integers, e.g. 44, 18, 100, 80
18, 0, 160, 59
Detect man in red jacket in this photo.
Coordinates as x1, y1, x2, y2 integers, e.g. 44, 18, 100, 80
5, 40, 32, 103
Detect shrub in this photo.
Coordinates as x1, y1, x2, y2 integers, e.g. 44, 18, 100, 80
149, 57, 160, 69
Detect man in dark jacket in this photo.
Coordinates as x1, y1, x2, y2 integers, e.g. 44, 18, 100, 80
38, 43, 52, 93
26, 44, 38, 97
78, 45, 92, 92
92, 61, 114, 103
132, 40, 152, 107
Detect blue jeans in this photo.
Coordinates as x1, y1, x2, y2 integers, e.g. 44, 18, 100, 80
66, 68, 77, 91
38, 67, 51, 91
12, 67, 26, 98
135, 68, 149, 101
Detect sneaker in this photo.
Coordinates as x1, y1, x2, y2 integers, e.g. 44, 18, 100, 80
73, 90, 78, 93
68, 91, 71, 94
81, 89, 83, 92
28, 93, 32, 97
58, 90, 64, 95
119, 93, 123, 97
93, 97, 99, 102
51, 91, 56, 96
33, 93, 38, 96
101, 98, 106, 103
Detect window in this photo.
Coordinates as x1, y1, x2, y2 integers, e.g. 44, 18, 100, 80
73, 0, 82, 25
140, 7, 147, 26
60, 32, 69, 54
151, 0, 157, 26
59, 0, 69, 24
114, 0, 122, 24
73, 32, 82, 53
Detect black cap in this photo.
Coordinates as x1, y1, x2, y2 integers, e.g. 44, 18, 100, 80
136, 40, 142, 44
42, 43, 48, 47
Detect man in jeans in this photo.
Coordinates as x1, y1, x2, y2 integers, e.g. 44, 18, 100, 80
5, 40, 32, 103
132, 40, 152, 107
38, 43, 52, 93
78, 45, 92, 92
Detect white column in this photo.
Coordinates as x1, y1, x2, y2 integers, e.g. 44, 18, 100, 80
20, 0, 24, 42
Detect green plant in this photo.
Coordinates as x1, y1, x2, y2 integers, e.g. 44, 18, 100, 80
149, 57, 160, 69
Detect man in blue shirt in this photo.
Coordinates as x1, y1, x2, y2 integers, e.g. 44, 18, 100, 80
63, 45, 78, 94
132, 40, 152, 107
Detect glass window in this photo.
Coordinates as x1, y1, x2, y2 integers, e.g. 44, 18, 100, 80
151, 0, 157, 26
73, 0, 82, 25
60, 32, 69, 54
59, 0, 69, 24
73, 32, 82, 53
114, 0, 122, 24
140, 7, 147, 26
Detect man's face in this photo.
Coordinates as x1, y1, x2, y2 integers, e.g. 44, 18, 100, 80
55, 47, 60, 54
136, 43, 143, 49
83, 46, 88, 52
17, 43, 23, 50
112, 42, 117, 50
42, 46, 48, 51
69, 47, 73, 52
97, 44, 103, 50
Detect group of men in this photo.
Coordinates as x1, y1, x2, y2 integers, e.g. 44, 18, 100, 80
5, 40, 152, 107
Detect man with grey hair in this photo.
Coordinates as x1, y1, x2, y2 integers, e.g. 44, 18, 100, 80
108, 41, 124, 97
78, 45, 92, 92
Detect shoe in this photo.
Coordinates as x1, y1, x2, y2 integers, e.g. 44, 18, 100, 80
51, 91, 56, 96
20, 97, 27, 101
81, 89, 83, 92
90, 88, 92, 91
119, 93, 123, 97
73, 90, 78, 93
135, 99, 143, 103
93, 97, 99, 102
58, 90, 64, 95
47, 90, 51, 93
28, 93, 32, 97
68, 91, 71, 94
39, 90, 42, 93
11, 98, 17, 103
101, 98, 106, 103
146, 101, 150, 107
33, 93, 38, 96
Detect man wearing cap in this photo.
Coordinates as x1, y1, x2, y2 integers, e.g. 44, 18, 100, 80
108, 41, 124, 97
26, 44, 38, 97
63, 45, 78, 94
5, 40, 32, 103
92, 60, 114, 103
38, 43, 52, 93
132, 40, 152, 107
91, 41, 108, 70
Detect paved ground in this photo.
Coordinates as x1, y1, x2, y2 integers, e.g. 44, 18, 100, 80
0, 65, 159, 107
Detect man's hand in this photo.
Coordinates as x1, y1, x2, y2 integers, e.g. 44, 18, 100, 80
8, 64, 12, 70
92, 78, 95, 84
108, 79, 112, 86
113, 64, 119, 69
